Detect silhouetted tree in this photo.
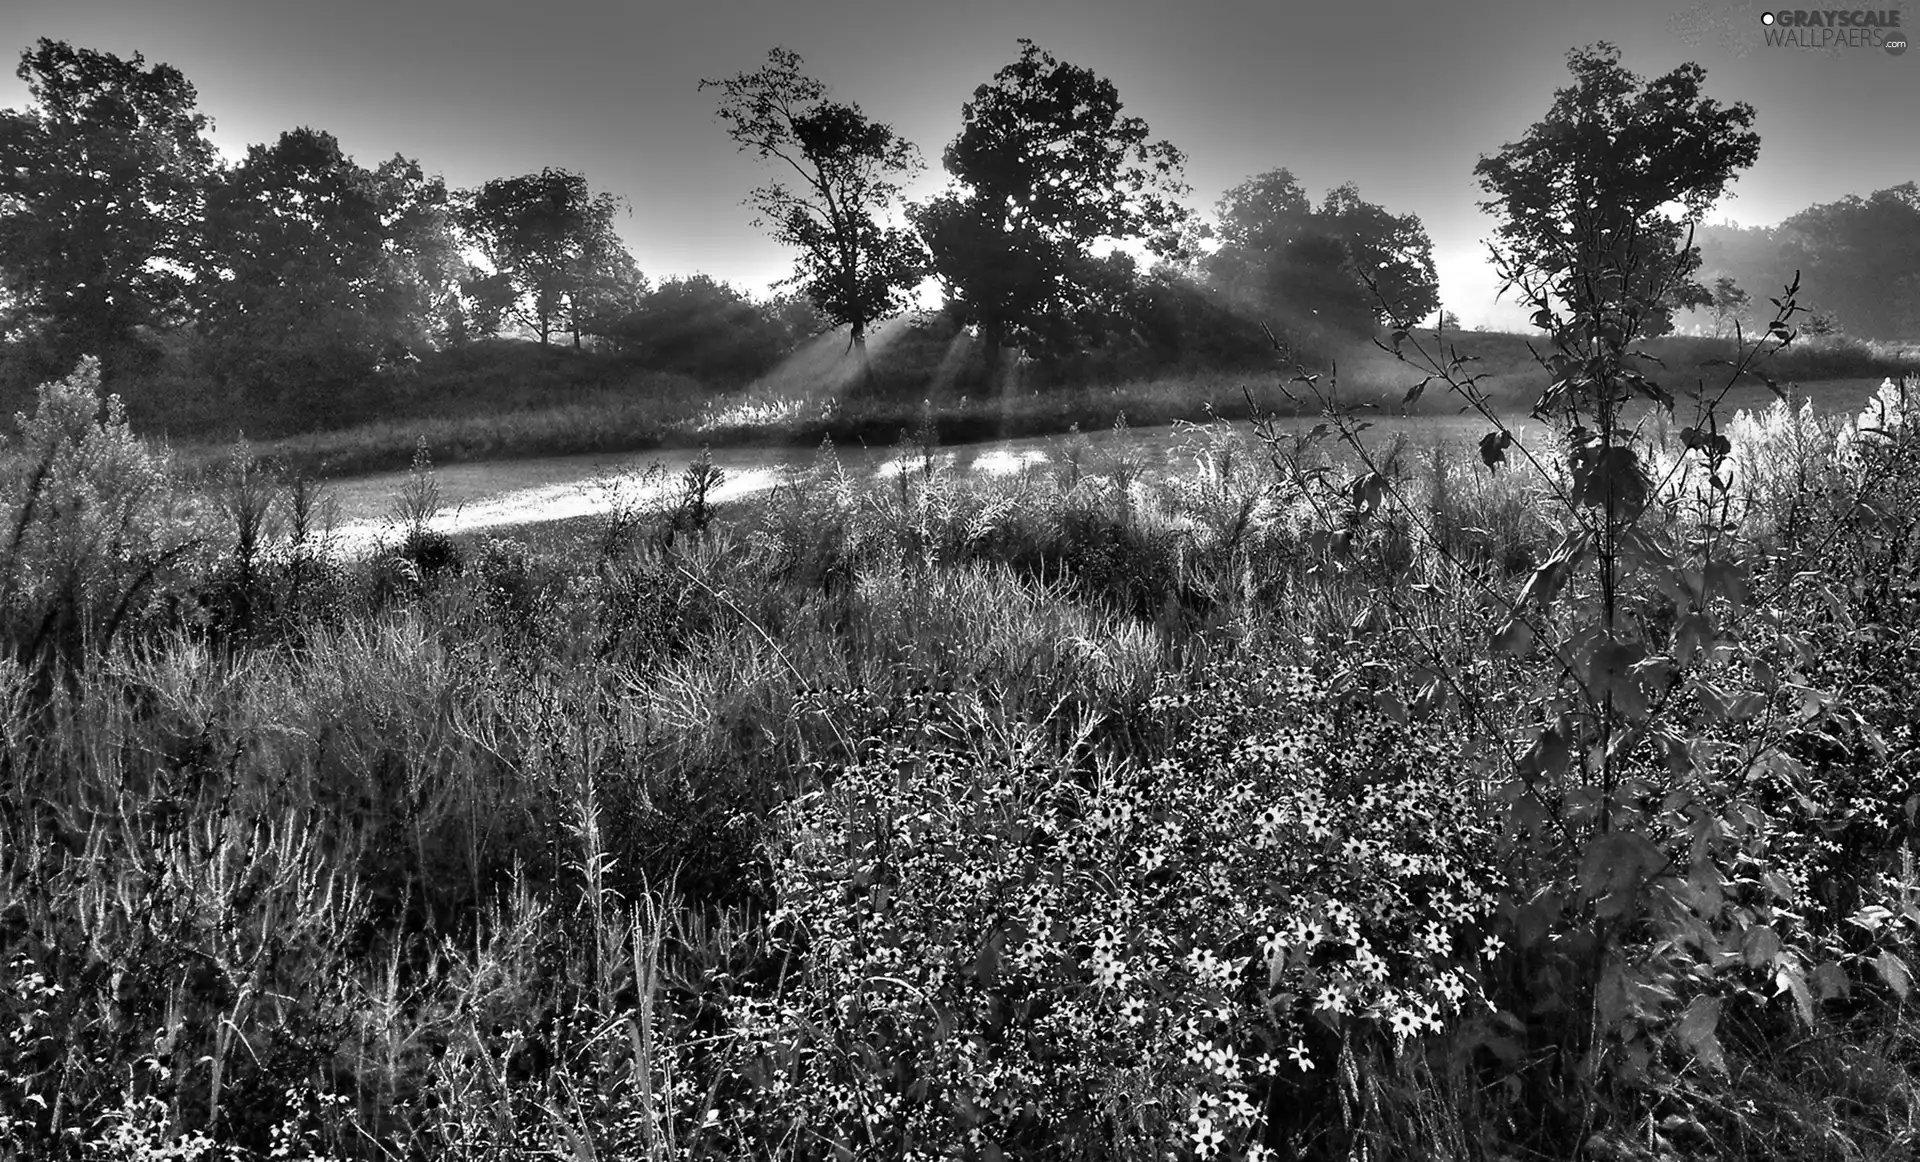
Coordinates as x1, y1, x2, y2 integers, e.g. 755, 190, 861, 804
606, 275, 796, 381
1318, 181, 1441, 326
0, 39, 217, 377
704, 48, 925, 372
456, 169, 637, 347
909, 39, 1190, 385
1474, 43, 1758, 344
1206, 169, 1438, 344
196, 129, 438, 416
1707, 275, 1749, 337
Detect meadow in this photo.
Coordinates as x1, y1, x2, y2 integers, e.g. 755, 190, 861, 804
1, 339, 1918, 1161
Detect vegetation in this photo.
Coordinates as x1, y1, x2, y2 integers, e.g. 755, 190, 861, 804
3, 30, 1920, 1162
703, 48, 928, 368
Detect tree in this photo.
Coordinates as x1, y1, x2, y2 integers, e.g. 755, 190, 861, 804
0, 39, 217, 377
1707, 274, 1749, 337
909, 39, 1190, 384
703, 48, 926, 371
1205, 169, 1438, 345
456, 168, 637, 347
1779, 184, 1920, 340
196, 128, 421, 416
370, 155, 469, 347
1473, 42, 1758, 347
604, 275, 797, 381
1317, 182, 1441, 326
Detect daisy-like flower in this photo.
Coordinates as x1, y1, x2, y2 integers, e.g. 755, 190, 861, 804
1388, 1006, 1421, 1040
1482, 933, 1507, 959
1315, 984, 1349, 1015
1191, 1116, 1227, 1158
1119, 996, 1147, 1027
1254, 1051, 1280, 1077
1206, 1044, 1239, 1077
1226, 1088, 1259, 1122
1287, 1041, 1315, 1072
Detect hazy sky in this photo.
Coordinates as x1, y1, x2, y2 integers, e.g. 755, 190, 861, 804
3, 0, 1913, 327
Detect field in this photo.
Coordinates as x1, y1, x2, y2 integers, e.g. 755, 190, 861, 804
1, 349, 1919, 1161
157, 324, 1920, 482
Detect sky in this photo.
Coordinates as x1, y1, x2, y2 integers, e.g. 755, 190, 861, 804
2, 0, 1913, 329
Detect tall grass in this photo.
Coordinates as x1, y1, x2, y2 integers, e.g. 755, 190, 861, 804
2, 356, 1917, 1160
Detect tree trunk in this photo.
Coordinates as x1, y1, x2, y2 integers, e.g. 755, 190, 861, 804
851, 323, 873, 392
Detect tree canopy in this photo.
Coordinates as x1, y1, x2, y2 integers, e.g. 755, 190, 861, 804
1205, 170, 1439, 342
1473, 42, 1759, 342
0, 38, 217, 375
704, 48, 925, 361
909, 39, 1190, 378
455, 168, 640, 347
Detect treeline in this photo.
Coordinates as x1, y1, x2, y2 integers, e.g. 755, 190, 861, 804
1688, 183, 1920, 341
0, 37, 1456, 437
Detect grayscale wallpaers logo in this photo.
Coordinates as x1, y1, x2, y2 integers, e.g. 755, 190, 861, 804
1671, 4, 1907, 55
1761, 9, 1908, 52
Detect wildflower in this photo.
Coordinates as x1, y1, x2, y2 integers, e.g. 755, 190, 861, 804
1120, 996, 1146, 1026
1191, 1116, 1227, 1158
1226, 1088, 1259, 1122
1255, 1050, 1280, 1076
1315, 985, 1349, 1015
1482, 933, 1506, 959
1388, 1007, 1421, 1040
1288, 1041, 1314, 1071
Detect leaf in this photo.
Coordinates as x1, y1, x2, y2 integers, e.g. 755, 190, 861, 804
1875, 951, 1911, 1002
1674, 995, 1726, 1073
1811, 961, 1851, 1002
1741, 925, 1781, 970
1578, 831, 1665, 904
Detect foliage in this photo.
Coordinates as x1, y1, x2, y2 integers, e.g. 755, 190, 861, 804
1471, 42, 1759, 340
704, 48, 927, 356
0, 39, 217, 378
1694, 184, 1920, 342
195, 129, 438, 419
1206, 170, 1440, 341
0, 357, 197, 694
605, 276, 808, 382
455, 168, 642, 347
910, 39, 1191, 374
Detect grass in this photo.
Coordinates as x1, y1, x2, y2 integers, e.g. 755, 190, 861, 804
1, 356, 1918, 1160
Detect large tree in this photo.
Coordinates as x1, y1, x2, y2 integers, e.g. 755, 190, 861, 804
0, 38, 217, 376
1206, 169, 1439, 343
703, 48, 925, 370
456, 168, 639, 347
909, 39, 1190, 383
195, 128, 421, 412
1473, 42, 1759, 345
369, 154, 469, 347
